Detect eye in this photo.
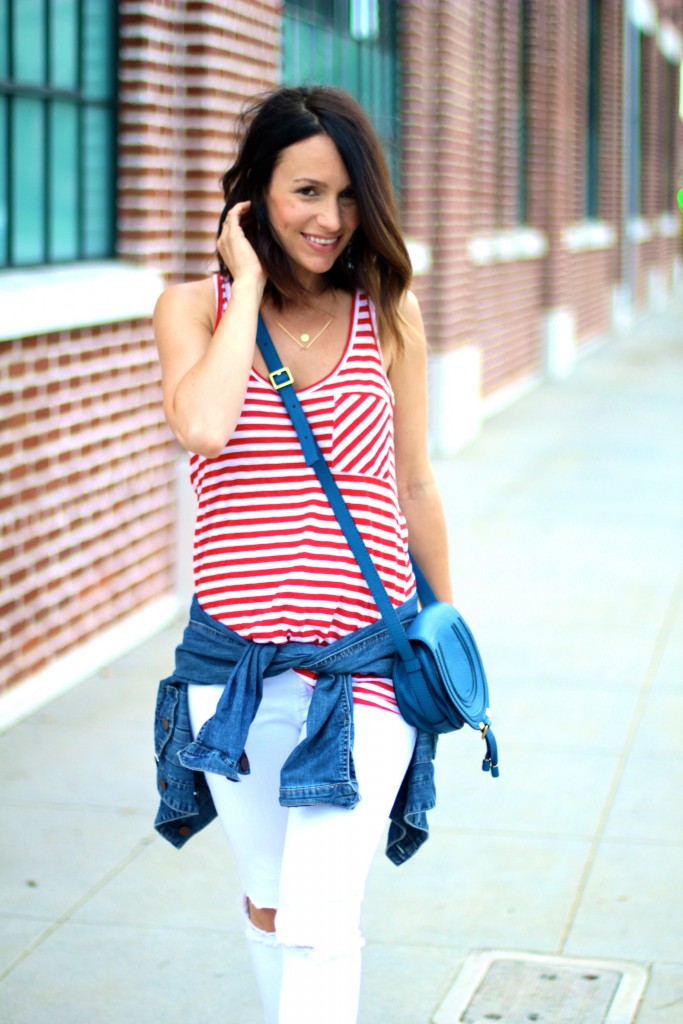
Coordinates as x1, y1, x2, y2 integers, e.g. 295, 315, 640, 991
296, 186, 318, 197
340, 188, 356, 202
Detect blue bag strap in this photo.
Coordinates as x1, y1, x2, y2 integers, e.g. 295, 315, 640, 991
257, 313, 501, 778
409, 555, 437, 607
256, 313, 427, 679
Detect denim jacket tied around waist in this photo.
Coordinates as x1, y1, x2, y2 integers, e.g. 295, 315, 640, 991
154, 594, 437, 866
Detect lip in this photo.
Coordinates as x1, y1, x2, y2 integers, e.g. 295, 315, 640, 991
301, 233, 342, 253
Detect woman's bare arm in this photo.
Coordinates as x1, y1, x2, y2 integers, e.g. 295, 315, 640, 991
389, 292, 453, 604
153, 201, 266, 458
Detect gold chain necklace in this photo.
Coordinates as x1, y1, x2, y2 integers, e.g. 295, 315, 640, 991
272, 314, 335, 351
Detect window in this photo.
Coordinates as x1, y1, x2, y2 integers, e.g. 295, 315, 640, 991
662, 57, 678, 212
282, 0, 399, 185
585, 0, 601, 218
623, 21, 641, 220
0, 0, 117, 269
517, 0, 531, 224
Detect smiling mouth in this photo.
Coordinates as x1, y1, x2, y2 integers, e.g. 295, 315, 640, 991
302, 234, 340, 249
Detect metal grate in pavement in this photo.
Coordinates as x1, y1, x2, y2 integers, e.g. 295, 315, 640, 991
433, 951, 648, 1024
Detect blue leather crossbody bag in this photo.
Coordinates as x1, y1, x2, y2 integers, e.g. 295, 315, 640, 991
256, 314, 499, 778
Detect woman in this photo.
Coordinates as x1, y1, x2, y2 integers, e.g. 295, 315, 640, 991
153, 86, 452, 1024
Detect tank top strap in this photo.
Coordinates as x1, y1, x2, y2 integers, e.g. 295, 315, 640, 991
214, 273, 230, 332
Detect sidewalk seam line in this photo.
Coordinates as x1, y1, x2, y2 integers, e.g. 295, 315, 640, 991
0, 833, 155, 983
557, 565, 683, 954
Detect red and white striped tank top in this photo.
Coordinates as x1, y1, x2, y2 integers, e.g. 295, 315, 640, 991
190, 275, 416, 713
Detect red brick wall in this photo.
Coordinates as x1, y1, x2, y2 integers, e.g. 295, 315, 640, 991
182, 1, 282, 278
400, 0, 545, 394
398, 0, 439, 339
1, 0, 282, 697
117, 1, 188, 279
471, 0, 544, 391
471, 0, 499, 236
572, 251, 614, 341
118, 0, 281, 281
431, 0, 477, 352
401, 0, 679, 393
0, 324, 176, 693
473, 262, 544, 395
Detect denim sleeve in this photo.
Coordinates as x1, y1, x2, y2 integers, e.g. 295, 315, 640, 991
385, 730, 437, 866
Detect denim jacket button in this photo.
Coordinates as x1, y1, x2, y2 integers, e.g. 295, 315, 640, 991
178, 825, 192, 837
161, 717, 170, 730
158, 779, 167, 791
239, 754, 250, 772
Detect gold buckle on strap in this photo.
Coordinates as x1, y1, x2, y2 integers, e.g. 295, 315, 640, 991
269, 367, 294, 391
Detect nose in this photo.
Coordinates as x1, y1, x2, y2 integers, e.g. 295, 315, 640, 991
316, 196, 342, 233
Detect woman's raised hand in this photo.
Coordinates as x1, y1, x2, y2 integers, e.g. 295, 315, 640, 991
217, 201, 267, 290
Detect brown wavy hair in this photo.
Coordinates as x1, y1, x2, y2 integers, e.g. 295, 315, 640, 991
217, 86, 412, 355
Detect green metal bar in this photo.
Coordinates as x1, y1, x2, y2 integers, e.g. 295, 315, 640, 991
0, 79, 88, 100
44, 0, 51, 261
76, 0, 84, 257
107, 0, 119, 256
5, 0, 13, 264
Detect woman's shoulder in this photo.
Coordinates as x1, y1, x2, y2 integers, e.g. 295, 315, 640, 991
399, 288, 422, 323
366, 288, 422, 327
154, 274, 217, 325
369, 288, 426, 374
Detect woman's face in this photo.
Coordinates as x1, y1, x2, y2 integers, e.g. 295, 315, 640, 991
265, 133, 360, 291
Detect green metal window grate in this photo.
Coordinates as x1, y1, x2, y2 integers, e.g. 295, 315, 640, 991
517, 0, 530, 224
0, 0, 118, 269
585, 0, 602, 218
626, 24, 643, 219
282, 0, 399, 188
662, 58, 678, 212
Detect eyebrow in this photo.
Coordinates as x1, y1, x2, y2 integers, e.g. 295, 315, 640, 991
292, 177, 353, 188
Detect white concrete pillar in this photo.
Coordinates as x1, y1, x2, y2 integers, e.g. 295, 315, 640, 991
428, 344, 482, 456
542, 307, 577, 380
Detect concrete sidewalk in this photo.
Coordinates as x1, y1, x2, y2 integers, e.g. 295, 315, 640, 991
1, 299, 682, 1024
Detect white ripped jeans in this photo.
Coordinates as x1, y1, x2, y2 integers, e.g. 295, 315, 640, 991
188, 669, 417, 1024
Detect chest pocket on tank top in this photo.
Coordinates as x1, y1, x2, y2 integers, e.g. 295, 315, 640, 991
330, 384, 394, 481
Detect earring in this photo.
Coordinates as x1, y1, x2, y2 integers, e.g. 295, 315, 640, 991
342, 236, 356, 271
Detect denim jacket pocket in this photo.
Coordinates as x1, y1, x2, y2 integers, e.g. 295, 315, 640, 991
154, 676, 202, 816
154, 677, 180, 761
